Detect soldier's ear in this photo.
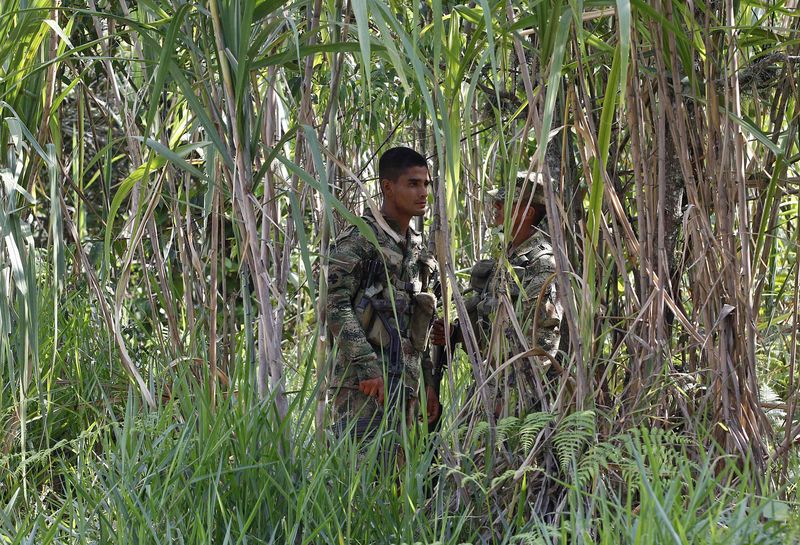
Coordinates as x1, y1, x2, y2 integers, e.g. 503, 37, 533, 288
381, 178, 393, 197
524, 205, 536, 220
530, 204, 546, 225
524, 205, 542, 225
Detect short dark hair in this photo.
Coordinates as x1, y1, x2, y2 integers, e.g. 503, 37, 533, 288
378, 146, 428, 182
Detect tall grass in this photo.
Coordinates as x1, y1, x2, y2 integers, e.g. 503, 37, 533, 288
0, 287, 794, 543
1, 0, 799, 541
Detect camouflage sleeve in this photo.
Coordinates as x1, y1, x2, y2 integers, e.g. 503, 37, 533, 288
327, 231, 381, 380
521, 253, 562, 356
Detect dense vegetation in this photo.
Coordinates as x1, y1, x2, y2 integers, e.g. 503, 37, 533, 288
2, 0, 800, 543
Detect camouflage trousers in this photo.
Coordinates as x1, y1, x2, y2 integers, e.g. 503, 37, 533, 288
331, 379, 418, 443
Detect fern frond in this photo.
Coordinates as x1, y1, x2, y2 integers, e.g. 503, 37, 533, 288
511, 533, 548, 545
511, 521, 557, 545
490, 468, 519, 491
577, 441, 619, 485
460, 471, 488, 493
638, 426, 691, 478
553, 410, 596, 472
471, 420, 490, 444
496, 416, 521, 444
520, 412, 554, 453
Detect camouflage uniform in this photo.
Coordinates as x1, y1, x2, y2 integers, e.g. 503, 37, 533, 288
467, 224, 561, 355
327, 210, 438, 438
465, 183, 562, 414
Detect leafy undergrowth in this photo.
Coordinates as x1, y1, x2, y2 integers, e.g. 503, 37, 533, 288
2, 367, 797, 545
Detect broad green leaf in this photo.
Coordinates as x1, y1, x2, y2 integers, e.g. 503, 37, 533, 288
140, 138, 208, 180
253, 0, 286, 21
616, 0, 631, 99
144, 3, 190, 130
47, 144, 64, 292
352, 0, 371, 87
103, 156, 166, 273
2, 110, 53, 168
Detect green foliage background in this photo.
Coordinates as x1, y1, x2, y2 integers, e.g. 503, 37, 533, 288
1, 0, 800, 542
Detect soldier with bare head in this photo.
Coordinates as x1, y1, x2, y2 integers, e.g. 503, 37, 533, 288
327, 146, 440, 444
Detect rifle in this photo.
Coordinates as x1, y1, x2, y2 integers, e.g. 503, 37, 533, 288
372, 298, 414, 403
429, 319, 460, 432
357, 259, 414, 413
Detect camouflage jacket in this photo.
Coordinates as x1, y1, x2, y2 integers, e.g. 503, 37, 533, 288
466, 224, 562, 359
327, 210, 438, 391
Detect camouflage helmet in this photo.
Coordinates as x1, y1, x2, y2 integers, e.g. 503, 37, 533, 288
487, 170, 547, 205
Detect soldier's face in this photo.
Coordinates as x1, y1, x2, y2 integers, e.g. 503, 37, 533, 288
383, 166, 431, 217
493, 199, 534, 231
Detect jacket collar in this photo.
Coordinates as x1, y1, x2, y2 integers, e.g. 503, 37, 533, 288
509, 221, 550, 258
364, 209, 419, 243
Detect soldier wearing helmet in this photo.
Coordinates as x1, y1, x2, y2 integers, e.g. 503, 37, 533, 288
432, 169, 562, 416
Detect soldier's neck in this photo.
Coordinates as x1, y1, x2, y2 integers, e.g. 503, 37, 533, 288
508, 214, 545, 252
380, 205, 411, 238
509, 227, 535, 253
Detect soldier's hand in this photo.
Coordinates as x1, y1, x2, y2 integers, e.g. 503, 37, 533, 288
431, 318, 449, 346
358, 377, 385, 403
425, 385, 440, 424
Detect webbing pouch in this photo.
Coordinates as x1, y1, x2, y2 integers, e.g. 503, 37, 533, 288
470, 259, 496, 291
363, 294, 409, 349
410, 292, 436, 351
